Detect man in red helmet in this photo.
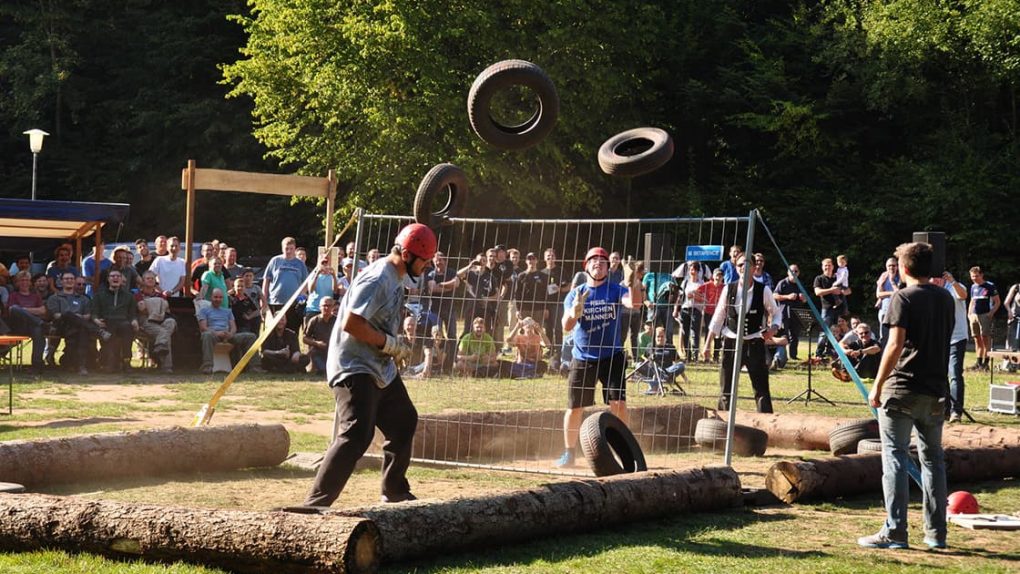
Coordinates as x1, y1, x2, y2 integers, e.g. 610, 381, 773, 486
554, 246, 643, 468
303, 223, 437, 506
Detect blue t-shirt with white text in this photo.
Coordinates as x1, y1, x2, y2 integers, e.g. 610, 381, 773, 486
564, 281, 627, 361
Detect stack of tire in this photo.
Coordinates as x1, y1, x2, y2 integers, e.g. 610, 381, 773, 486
827, 419, 880, 456
693, 418, 768, 457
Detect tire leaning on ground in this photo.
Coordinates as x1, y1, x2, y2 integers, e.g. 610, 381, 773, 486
579, 411, 647, 477
413, 163, 468, 228
857, 437, 919, 456
693, 418, 769, 457
597, 127, 675, 177
828, 418, 880, 456
467, 59, 559, 150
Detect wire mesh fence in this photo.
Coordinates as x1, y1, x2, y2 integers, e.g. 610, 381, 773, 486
354, 211, 754, 476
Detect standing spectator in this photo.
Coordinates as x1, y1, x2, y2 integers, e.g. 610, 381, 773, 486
859, 241, 952, 550
110, 246, 140, 290
303, 296, 336, 375
456, 249, 501, 336
263, 236, 309, 333
301, 223, 435, 507
46, 272, 98, 375
511, 252, 547, 323
134, 238, 155, 275
541, 248, 573, 370
190, 242, 215, 291
199, 257, 230, 309
150, 236, 188, 297
492, 244, 515, 349
153, 235, 169, 258
943, 270, 969, 422
875, 257, 901, 347
813, 258, 851, 357
967, 266, 1000, 371
554, 247, 643, 468
704, 254, 782, 413
773, 264, 805, 361
305, 254, 338, 329
1006, 281, 1020, 352
135, 271, 175, 373
344, 241, 368, 271
223, 247, 244, 283
619, 260, 646, 359
674, 261, 706, 362
642, 265, 677, 344
45, 244, 78, 294
197, 289, 258, 375
752, 253, 774, 289
92, 269, 139, 372
81, 244, 112, 297
424, 251, 459, 374
295, 247, 309, 267
719, 245, 743, 284
6, 271, 46, 373
261, 315, 309, 373
699, 268, 726, 363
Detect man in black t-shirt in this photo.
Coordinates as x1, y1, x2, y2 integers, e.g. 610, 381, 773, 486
773, 264, 806, 360
425, 251, 460, 374
813, 258, 851, 357
859, 242, 953, 551
457, 249, 501, 337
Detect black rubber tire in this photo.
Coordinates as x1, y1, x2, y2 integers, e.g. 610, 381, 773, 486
413, 163, 468, 228
857, 438, 918, 455
597, 127, 675, 177
693, 418, 769, 457
468, 59, 559, 150
829, 418, 879, 456
579, 411, 647, 477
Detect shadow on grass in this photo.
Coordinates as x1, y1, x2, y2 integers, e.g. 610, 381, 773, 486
387, 509, 821, 573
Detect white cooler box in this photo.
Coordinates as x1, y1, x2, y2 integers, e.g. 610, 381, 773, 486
988, 383, 1020, 415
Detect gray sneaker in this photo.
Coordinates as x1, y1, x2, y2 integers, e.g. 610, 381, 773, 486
858, 532, 908, 549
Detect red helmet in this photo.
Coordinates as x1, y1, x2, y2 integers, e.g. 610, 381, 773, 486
395, 223, 438, 260
584, 247, 609, 266
947, 491, 978, 515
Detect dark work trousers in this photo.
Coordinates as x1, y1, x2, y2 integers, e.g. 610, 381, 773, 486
784, 314, 801, 360
304, 373, 418, 507
718, 337, 773, 413
620, 307, 643, 356
53, 313, 98, 370
101, 319, 135, 370
544, 304, 564, 360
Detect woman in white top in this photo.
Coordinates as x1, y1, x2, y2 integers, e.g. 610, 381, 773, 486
674, 261, 706, 361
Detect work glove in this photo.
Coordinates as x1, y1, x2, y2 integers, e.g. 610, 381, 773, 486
568, 288, 591, 321
382, 333, 412, 363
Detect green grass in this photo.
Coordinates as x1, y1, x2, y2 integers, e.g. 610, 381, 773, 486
1, 349, 1019, 572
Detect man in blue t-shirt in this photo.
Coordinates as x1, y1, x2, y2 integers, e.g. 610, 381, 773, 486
967, 265, 1000, 371
554, 247, 643, 468
262, 236, 310, 334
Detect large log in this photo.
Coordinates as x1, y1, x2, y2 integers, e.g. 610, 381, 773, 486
0, 493, 378, 573
732, 411, 1020, 451
766, 445, 1020, 503
333, 465, 741, 562
414, 404, 709, 462
0, 424, 290, 488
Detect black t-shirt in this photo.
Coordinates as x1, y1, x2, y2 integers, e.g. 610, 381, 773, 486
230, 294, 260, 333
264, 327, 300, 354
512, 270, 549, 319
305, 314, 336, 351
424, 267, 457, 317
774, 277, 803, 319
813, 274, 843, 310
466, 267, 500, 299
542, 265, 572, 309
848, 338, 881, 378
883, 284, 954, 398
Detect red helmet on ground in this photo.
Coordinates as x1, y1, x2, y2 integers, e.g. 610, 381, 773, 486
395, 223, 438, 261
584, 247, 610, 266
947, 491, 978, 515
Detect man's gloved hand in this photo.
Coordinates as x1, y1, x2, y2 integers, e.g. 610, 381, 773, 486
568, 288, 591, 321
382, 333, 412, 363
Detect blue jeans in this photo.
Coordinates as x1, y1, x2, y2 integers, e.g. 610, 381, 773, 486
947, 339, 966, 416
816, 307, 839, 357
877, 393, 947, 544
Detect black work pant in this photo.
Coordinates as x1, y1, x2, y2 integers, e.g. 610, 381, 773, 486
304, 373, 418, 507
718, 337, 773, 413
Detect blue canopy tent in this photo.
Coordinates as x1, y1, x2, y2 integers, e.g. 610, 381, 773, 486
0, 199, 130, 283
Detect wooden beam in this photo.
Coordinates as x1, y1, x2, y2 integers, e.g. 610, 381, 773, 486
325, 169, 337, 247
186, 168, 330, 198
184, 160, 196, 297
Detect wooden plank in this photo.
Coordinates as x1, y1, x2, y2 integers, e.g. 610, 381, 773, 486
189, 168, 330, 198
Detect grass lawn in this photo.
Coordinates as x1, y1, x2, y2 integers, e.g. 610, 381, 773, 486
1, 346, 1019, 573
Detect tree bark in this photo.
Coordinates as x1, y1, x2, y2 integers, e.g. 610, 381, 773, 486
0, 493, 379, 573
332, 465, 741, 563
766, 446, 1020, 503
732, 411, 1020, 451
415, 404, 709, 462
0, 424, 290, 488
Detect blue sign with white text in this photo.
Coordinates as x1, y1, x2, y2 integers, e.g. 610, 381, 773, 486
685, 245, 724, 262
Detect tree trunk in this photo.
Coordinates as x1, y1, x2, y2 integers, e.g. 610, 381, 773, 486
0, 424, 290, 488
0, 493, 379, 574
732, 411, 1020, 451
414, 404, 709, 462
332, 466, 741, 563
766, 446, 1020, 503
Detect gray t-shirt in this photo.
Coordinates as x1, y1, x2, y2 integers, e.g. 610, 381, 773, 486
328, 259, 405, 388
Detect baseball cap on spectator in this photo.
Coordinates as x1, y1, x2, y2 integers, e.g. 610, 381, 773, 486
494, 244, 507, 252
526, 252, 537, 259
341, 257, 354, 267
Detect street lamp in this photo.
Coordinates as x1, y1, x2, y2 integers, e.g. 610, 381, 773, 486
23, 128, 49, 200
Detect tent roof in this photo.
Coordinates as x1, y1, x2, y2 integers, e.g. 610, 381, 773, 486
0, 198, 130, 253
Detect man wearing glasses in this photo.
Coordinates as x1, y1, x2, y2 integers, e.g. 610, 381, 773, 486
773, 264, 806, 361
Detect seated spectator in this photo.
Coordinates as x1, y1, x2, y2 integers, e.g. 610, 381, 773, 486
261, 315, 309, 374
636, 319, 654, 359
197, 288, 257, 374
46, 272, 99, 374
135, 271, 175, 373
503, 317, 548, 379
81, 245, 112, 297
199, 256, 230, 310
303, 296, 336, 374
399, 314, 438, 379
32, 273, 50, 302
6, 271, 47, 373
240, 269, 265, 326
639, 327, 680, 395
92, 269, 139, 372
837, 322, 882, 379
766, 327, 791, 370
46, 244, 78, 293
230, 279, 262, 334
456, 317, 498, 377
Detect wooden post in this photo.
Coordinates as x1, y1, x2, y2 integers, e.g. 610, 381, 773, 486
92, 222, 103, 294
183, 160, 197, 296
326, 169, 337, 248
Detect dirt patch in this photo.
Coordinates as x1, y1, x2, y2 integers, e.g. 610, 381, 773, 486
20, 383, 175, 404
